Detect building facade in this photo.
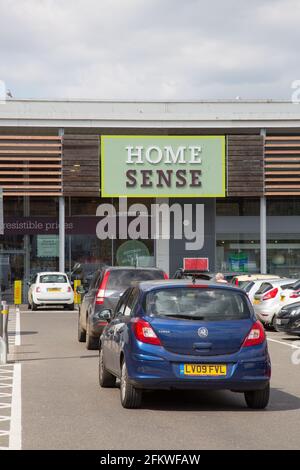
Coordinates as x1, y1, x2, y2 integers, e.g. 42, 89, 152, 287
0, 99, 300, 301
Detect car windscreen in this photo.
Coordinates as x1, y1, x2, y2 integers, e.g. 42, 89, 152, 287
144, 287, 251, 321
107, 269, 165, 290
284, 280, 300, 291
39, 274, 68, 284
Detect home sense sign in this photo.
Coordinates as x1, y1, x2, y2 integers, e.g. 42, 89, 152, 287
101, 136, 225, 197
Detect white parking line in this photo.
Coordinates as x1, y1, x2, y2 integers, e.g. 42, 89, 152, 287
15, 307, 21, 346
0, 307, 22, 450
267, 337, 300, 349
9, 363, 21, 450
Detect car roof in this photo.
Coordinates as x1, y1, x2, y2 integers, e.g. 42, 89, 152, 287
103, 266, 164, 272
259, 278, 296, 286
136, 279, 244, 293
234, 274, 281, 281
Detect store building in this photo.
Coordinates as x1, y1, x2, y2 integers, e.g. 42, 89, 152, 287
0, 99, 300, 301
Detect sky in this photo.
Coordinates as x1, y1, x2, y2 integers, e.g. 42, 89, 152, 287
0, 0, 300, 100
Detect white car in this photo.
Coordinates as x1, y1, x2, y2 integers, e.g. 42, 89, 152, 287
253, 278, 296, 329
241, 278, 281, 304
278, 279, 300, 308
28, 272, 74, 310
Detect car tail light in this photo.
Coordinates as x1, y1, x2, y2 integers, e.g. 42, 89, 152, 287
242, 320, 265, 347
132, 318, 161, 346
235, 279, 239, 286
262, 287, 278, 301
36, 286, 41, 293
289, 290, 300, 299
67, 286, 71, 293
163, 272, 169, 280
95, 271, 110, 304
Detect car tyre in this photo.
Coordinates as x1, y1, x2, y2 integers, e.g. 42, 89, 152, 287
32, 301, 38, 311
28, 303, 31, 310
120, 360, 142, 409
272, 315, 279, 332
99, 348, 116, 387
65, 303, 74, 311
78, 312, 86, 342
86, 320, 98, 350
244, 383, 270, 409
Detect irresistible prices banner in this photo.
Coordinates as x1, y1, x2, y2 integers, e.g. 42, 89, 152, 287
100, 135, 225, 197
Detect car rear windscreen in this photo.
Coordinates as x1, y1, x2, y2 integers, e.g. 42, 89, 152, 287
39, 274, 68, 284
144, 287, 251, 321
107, 269, 165, 289
255, 282, 273, 295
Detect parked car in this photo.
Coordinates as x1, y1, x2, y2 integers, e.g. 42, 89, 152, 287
276, 301, 300, 336
231, 274, 280, 288
28, 272, 74, 310
173, 269, 213, 280
253, 278, 295, 329
278, 279, 300, 307
77, 266, 168, 349
241, 278, 281, 304
99, 280, 271, 409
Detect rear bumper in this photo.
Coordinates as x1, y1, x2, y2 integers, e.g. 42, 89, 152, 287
126, 351, 271, 392
130, 378, 269, 391
276, 323, 300, 335
34, 297, 74, 305
255, 309, 276, 324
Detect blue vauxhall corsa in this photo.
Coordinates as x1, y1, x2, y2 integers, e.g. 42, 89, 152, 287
98, 280, 271, 409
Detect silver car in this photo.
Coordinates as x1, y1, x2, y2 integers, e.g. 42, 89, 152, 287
253, 278, 295, 329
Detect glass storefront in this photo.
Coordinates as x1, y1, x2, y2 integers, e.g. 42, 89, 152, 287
0, 196, 156, 301
216, 198, 260, 273
1, 195, 300, 302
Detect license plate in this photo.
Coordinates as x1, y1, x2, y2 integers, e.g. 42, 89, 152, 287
276, 319, 282, 325
47, 288, 61, 292
254, 299, 260, 305
181, 364, 227, 376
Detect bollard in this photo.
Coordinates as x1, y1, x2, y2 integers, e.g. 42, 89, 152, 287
0, 300, 9, 365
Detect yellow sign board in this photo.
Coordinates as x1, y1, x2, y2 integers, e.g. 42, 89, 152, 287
14, 280, 22, 305
74, 279, 81, 304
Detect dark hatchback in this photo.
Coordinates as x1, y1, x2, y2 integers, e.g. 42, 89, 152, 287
99, 280, 271, 409
276, 301, 300, 336
77, 266, 167, 349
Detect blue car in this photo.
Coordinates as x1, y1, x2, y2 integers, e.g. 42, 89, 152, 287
99, 280, 271, 409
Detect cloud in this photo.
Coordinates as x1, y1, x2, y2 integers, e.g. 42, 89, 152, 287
0, 0, 299, 99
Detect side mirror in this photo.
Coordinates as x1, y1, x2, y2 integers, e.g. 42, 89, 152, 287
76, 285, 86, 295
99, 309, 112, 322
27, 281, 31, 286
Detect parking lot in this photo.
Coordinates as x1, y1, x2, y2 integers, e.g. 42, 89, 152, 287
1, 306, 300, 450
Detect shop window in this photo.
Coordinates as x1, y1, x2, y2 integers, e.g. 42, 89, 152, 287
216, 198, 259, 216
4, 197, 24, 217
267, 198, 300, 216
267, 238, 300, 277
30, 197, 59, 216
71, 197, 103, 216
216, 235, 260, 273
